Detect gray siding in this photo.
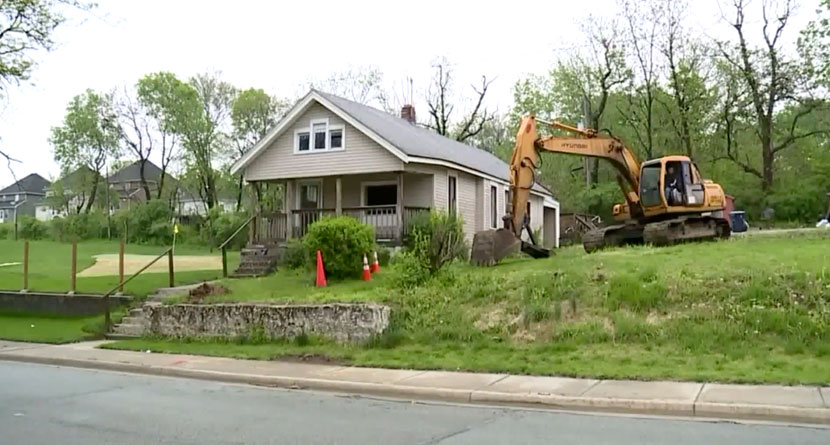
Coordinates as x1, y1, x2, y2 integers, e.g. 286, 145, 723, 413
457, 171, 478, 244
245, 103, 403, 181
402, 173, 433, 208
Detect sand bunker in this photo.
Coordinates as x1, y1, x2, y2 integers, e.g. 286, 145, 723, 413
78, 253, 222, 277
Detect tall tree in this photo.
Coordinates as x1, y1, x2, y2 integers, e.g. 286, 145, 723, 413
114, 87, 177, 201
425, 58, 495, 143
312, 66, 390, 110
230, 87, 287, 209
550, 17, 629, 184
138, 72, 234, 210
50, 89, 119, 213
619, 0, 662, 159
0, 0, 91, 165
659, 0, 713, 157
716, 0, 826, 191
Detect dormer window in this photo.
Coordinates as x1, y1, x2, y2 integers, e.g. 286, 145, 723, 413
294, 118, 345, 153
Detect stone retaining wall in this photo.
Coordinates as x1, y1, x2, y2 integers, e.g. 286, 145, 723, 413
144, 303, 390, 344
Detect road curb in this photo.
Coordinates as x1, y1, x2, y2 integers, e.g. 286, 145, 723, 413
1, 352, 828, 425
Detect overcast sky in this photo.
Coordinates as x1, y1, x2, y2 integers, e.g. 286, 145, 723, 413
0, 0, 819, 187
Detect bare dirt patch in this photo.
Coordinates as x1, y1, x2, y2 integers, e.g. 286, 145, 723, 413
78, 254, 222, 277
187, 283, 230, 303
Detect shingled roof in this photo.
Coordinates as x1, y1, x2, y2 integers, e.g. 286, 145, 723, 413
0, 173, 50, 196
232, 90, 554, 198
107, 160, 166, 183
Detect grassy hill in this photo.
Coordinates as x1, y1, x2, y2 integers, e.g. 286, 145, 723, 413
109, 231, 830, 384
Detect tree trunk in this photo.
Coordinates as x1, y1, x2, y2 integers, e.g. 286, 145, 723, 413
762, 139, 774, 192
236, 176, 244, 212
139, 159, 151, 201
85, 175, 100, 214
681, 114, 692, 157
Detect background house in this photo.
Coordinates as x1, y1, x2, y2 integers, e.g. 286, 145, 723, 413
0, 173, 50, 223
107, 160, 175, 209
176, 188, 236, 217
35, 166, 104, 221
231, 90, 560, 248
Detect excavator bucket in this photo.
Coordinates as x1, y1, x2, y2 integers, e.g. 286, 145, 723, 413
470, 229, 521, 266
470, 229, 552, 266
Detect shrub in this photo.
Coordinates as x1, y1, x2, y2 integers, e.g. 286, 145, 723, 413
50, 212, 107, 241
201, 207, 248, 249
410, 210, 467, 274
116, 200, 174, 245
280, 238, 307, 269
393, 250, 431, 289
0, 222, 12, 240
17, 215, 47, 240
302, 216, 375, 280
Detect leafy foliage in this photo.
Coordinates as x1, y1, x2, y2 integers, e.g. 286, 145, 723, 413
116, 200, 174, 245
17, 215, 47, 240
397, 211, 466, 288
49, 212, 107, 242
201, 207, 248, 249
303, 217, 375, 280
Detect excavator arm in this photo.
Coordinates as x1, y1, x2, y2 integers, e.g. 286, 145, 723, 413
506, 116, 642, 237
471, 115, 642, 265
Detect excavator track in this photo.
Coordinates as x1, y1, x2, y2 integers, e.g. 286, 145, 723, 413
643, 216, 731, 246
582, 224, 645, 253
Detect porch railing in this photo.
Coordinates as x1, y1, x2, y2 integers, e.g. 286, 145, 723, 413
252, 211, 288, 244
285, 206, 431, 242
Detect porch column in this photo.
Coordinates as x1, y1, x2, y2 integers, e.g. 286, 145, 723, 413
285, 180, 294, 239
397, 172, 404, 242
335, 176, 343, 216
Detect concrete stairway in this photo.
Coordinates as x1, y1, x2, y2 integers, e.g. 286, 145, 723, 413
231, 244, 278, 278
107, 305, 152, 340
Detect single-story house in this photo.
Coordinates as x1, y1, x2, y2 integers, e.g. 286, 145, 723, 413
0, 173, 50, 223
231, 89, 560, 248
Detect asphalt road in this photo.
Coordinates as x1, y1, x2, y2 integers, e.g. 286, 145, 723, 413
1, 361, 827, 445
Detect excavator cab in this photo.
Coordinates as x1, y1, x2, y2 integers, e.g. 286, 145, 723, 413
640, 157, 706, 211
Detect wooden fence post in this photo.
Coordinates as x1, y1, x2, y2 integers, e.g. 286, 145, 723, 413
70, 242, 77, 294
118, 241, 125, 294
222, 246, 228, 278
22, 240, 28, 292
168, 249, 174, 287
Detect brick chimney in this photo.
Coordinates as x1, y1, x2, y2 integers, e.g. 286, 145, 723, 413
400, 104, 416, 124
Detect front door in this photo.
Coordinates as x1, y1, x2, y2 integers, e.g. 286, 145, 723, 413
363, 183, 398, 239
296, 181, 322, 237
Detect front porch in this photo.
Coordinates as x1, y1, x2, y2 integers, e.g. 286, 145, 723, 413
249, 171, 433, 245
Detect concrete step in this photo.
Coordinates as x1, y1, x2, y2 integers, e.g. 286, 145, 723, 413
119, 316, 147, 326
104, 333, 140, 340
111, 323, 146, 336
128, 308, 144, 317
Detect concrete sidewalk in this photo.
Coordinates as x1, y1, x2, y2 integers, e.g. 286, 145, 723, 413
1, 340, 827, 425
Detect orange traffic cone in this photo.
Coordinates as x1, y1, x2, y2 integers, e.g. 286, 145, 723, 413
315, 250, 327, 287
370, 251, 380, 273
362, 254, 372, 281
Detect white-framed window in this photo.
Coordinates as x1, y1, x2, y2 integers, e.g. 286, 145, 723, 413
295, 130, 311, 152
447, 174, 458, 214
490, 185, 498, 229
294, 118, 345, 153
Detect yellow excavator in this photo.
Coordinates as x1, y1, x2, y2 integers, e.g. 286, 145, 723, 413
470, 116, 732, 265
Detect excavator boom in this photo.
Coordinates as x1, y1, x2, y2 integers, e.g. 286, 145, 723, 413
471, 116, 644, 265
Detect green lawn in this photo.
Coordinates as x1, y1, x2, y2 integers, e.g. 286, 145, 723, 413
0, 239, 240, 296
105, 231, 830, 385
0, 311, 112, 344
